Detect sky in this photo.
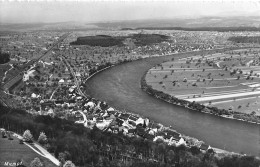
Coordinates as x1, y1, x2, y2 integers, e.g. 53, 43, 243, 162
0, 0, 260, 23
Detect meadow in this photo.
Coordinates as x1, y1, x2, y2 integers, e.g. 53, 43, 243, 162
145, 48, 260, 116
0, 131, 56, 167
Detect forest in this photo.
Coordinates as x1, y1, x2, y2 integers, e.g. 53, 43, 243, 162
0, 51, 10, 64
131, 34, 169, 46
70, 34, 170, 47
70, 35, 125, 47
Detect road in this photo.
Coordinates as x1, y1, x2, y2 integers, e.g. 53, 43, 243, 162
61, 56, 88, 98
12, 132, 60, 166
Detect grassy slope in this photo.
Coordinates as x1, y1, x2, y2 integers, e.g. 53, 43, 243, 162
0, 134, 57, 167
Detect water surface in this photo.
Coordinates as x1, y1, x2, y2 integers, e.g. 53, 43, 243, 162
85, 53, 260, 156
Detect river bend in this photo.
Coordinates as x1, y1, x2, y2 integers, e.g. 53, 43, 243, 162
85, 52, 260, 156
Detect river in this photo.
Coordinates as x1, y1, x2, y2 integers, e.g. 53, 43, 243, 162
85, 52, 260, 156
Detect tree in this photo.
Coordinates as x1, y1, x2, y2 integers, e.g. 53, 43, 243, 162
23, 130, 33, 143
179, 151, 201, 167
166, 149, 175, 164
58, 152, 70, 166
251, 111, 256, 115
38, 132, 48, 145
2, 130, 7, 138
7, 131, 13, 140
0, 52, 10, 64
190, 146, 201, 155
30, 157, 44, 167
63, 161, 75, 167
19, 139, 24, 144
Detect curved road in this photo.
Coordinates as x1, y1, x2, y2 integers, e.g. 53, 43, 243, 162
85, 51, 260, 156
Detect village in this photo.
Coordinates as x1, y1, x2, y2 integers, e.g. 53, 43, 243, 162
1, 29, 260, 162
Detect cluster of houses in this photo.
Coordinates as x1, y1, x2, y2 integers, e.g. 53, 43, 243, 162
1, 31, 219, 153
55, 85, 211, 152
37, 83, 211, 152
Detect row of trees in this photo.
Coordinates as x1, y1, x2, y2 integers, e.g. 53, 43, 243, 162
30, 157, 75, 167
22, 130, 47, 145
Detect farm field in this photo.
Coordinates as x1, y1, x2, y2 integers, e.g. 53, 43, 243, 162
145, 48, 260, 116
211, 96, 260, 115
0, 132, 56, 167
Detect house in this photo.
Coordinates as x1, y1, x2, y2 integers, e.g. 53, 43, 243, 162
31, 93, 40, 98
128, 115, 138, 122
119, 113, 130, 120
135, 117, 145, 126
164, 129, 181, 140
122, 121, 134, 129
147, 128, 157, 135
116, 118, 124, 126
199, 143, 210, 151
58, 79, 65, 84
85, 101, 95, 108
153, 136, 165, 142
96, 119, 113, 130
105, 126, 119, 133
46, 108, 54, 117
107, 107, 115, 112
129, 120, 137, 127
109, 119, 117, 127
41, 101, 54, 109
176, 138, 187, 146
148, 122, 161, 129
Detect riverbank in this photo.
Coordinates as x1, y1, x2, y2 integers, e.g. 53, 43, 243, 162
83, 68, 242, 158
82, 47, 258, 158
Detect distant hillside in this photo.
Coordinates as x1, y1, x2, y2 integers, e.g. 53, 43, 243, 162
228, 36, 260, 44
1, 16, 260, 32
132, 27, 260, 32
0, 22, 100, 32
93, 16, 260, 29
